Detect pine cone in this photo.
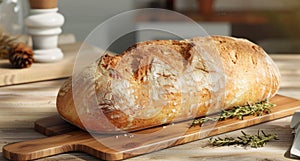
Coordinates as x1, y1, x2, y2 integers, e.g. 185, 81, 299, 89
9, 43, 34, 68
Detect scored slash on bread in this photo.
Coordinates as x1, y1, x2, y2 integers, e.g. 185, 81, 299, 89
56, 36, 281, 133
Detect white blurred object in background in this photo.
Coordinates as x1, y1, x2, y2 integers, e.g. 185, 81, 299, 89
25, 0, 65, 63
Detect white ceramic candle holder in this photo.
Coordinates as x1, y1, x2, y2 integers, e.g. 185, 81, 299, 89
25, 8, 65, 63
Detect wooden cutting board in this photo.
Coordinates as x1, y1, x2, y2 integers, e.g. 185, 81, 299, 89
3, 95, 300, 161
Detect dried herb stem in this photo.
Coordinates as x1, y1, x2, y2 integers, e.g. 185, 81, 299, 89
192, 100, 275, 126
209, 130, 278, 148
0, 33, 18, 59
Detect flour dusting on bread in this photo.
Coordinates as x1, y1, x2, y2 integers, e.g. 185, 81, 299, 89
56, 36, 281, 133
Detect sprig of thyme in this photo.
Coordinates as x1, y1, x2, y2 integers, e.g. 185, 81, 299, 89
209, 130, 278, 148
192, 100, 275, 126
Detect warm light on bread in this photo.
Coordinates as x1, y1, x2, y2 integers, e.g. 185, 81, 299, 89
56, 36, 281, 133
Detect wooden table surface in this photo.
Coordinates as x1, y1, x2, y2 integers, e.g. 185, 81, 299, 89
1, 54, 300, 161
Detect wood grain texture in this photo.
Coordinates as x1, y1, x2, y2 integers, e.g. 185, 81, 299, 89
34, 115, 77, 136
3, 95, 300, 161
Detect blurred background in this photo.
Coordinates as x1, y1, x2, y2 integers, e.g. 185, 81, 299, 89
1, 0, 300, 54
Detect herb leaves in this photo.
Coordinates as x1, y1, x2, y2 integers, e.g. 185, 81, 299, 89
191, 100, 275, 126
190, 100, 277, 148
209, 130, 278, 148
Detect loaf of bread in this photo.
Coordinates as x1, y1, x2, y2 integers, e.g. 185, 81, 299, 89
56, 36, 280, 133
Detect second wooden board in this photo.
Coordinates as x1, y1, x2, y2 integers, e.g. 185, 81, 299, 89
0, 42, 102, 87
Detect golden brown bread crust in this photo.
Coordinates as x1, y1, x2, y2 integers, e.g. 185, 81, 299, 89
56, 36, 281, 133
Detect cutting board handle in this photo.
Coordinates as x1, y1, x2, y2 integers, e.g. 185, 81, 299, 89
2, 131, 92, 161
